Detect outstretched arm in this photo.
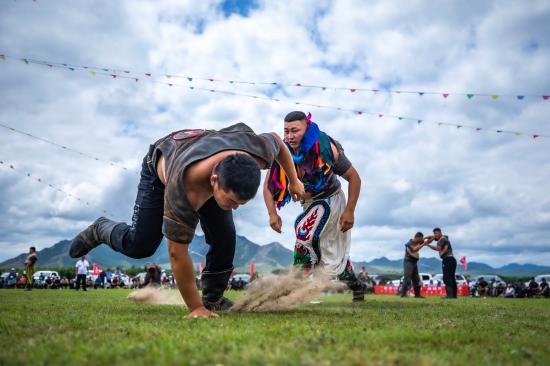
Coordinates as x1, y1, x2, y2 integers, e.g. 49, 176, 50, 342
168, 240, 218, 318
339, 166, 361, 232
263, 176, 282, 233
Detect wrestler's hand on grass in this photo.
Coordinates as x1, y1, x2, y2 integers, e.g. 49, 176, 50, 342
339, 210, 354, 233
288, 180, 306, 201
269, 212, 282, 233
187, 306, 219, 319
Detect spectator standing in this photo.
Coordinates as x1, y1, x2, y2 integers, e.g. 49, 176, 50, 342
75, 256, 90, 291
24, 246, 38, 291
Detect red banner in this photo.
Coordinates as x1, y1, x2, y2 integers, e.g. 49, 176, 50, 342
374, 285, 469, 296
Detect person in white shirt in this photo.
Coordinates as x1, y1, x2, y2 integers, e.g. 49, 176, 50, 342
75, 256, 90, 291
503, 283, 515, 298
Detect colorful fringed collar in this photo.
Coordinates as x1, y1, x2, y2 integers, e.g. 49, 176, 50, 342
268, 118, 335, 209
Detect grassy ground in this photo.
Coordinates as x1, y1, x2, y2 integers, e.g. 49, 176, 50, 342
0, 289, 549, 366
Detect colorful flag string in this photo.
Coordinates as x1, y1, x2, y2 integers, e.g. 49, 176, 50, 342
2, 54, 549, 140
0, 159, 114, 216
1, 53, 549, 101
0, 122, 139, 175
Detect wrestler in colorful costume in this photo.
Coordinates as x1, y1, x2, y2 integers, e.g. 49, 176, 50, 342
264, 111, 365, 301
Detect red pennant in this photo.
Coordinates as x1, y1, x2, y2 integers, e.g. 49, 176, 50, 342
442, 93, 449, 98
543, 96, 549, 100
350, 89, 357, 93
356, 111, 363, 115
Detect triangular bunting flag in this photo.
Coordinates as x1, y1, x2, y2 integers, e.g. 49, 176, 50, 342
514, 132, 521, 136
491, 95, 498, 100
209, 78, 214, 82
395, 90, 401, 94
68, 67, 74, 71
356, 111, 363, 115
533, 134, 540, 139
165, 74, 171, 78
124, 70, 130, 73
438, 122, 443, 126
418, 92, 424, 96
442, 93, 449, 98
321, 87, 326, 91
516, 95, 525, 100
417, 120, 422, 124
111, 74, 117, 79
145, 73, 151, 77
378, 114, 383, 118
476, 128, 482, 131
398, 117, 403, 120
467, 94, 474, 99
457, 125, 463, 129
296, 83, 301, 86
0, 55, 5, 60
350, 89, 357, 93
189, 86, 194, 90
496, 130, 503, 133
22, 58, 29, 64
543, 96, 549, 100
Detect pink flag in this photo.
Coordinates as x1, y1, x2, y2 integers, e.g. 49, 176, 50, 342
92, 263, 100, 276
199, 261, 204, 273
459, 256, 467, 272
250, 262, 255, 280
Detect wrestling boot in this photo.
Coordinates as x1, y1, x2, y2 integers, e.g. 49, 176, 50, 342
69, 217, 119, 258
414, 286, 424, 298
347, 277, 366, 302
201, 267, 234, 311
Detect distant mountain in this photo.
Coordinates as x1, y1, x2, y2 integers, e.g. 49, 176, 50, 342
2, 238, 548, 277
0, 235, 292, 272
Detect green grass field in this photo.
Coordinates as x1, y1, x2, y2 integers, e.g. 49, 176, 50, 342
1, 289, 549, 366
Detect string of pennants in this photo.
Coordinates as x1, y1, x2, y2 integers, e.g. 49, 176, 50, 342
1, 54, 549, 140
0, 159, 114, 216
2, 54, 549, 101
0, 122, 139, 175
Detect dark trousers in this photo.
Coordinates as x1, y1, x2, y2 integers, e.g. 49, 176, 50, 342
401, 259, 421, 297
442, 256, 457, 298
106, 148, 236, 273
75, 274, 87, 290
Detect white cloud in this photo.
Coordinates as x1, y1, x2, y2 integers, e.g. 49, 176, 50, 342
1, 0, 549, 267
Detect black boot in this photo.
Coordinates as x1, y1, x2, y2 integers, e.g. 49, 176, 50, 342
414, 286, 424, 298
201, 267, 234, 311
69, 217, 119, 258
345, 276, 366, 302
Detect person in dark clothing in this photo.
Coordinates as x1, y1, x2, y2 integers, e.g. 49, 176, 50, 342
143, 263, 162, 287
69, 123, 305, 318
540, 278, 549, 298
425, 228, 457, 298
400, 232, 426, 298
477, 277, 489, 297
527, 277, 539, 297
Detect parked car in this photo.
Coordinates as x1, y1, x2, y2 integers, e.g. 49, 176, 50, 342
432, 274, 468, 285
32, 270, 59, 280
230, 274, 250, 290
396, 273, 433, 286
475, 275, 506, 287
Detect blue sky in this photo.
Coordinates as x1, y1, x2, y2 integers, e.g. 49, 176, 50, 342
0, 0, 549, 266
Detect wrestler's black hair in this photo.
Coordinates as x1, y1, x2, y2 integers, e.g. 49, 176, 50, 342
215, 154, 261, 200
284, 111, 307, 123
433, 227, 442, 233
414, 232, 423, 238
30, 246, 36, 252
